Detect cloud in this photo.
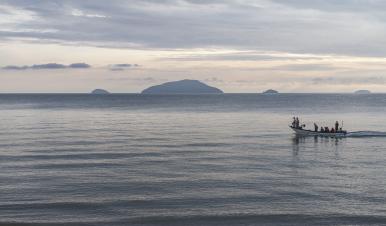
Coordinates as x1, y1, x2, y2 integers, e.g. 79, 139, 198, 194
2, 0, 386, 57
109, 68, 124, 71
69, 63, 90, 68
107, 76, 166, 83
31, 63, 66, 69
271, 0, 386, 13
2, 65, 28, 70
204, 77, 223, 83
2, 62, 91, 70
270, 63, 341, 71
161, 51, 326, 62
113, 64, 137, 67
141, 76, 156, 81
109, 63, 140, 71
71, 9, 107, 18
310, 76, 386, 85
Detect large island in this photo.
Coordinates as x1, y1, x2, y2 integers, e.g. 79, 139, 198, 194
141, 79, 223, 94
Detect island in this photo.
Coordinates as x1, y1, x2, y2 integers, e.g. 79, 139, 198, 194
141, 79, 223, 94
91, 89, 110, 94
354, 90, 371, 94
262, 89, 279, 94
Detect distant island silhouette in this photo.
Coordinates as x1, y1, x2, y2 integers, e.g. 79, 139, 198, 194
141, 79, 223, 94
91, 89, 110, 94
262, 89, 279, 94
354, 90, 371, 94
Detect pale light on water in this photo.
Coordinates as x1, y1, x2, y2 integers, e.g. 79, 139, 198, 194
1, 94, 386, 225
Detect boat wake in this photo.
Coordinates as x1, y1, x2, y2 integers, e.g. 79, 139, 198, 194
346, 131, 386, 137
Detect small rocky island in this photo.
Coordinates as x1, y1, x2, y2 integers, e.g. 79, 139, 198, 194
262, 89, 279, 94
91, 89, 110, 94
141, 79, 223, 94
354, 90, 371, 94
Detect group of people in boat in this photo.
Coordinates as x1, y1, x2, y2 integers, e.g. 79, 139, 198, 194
291, 117, 345, 133
291, 117, 302, 129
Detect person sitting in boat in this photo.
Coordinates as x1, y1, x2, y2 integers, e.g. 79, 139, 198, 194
297, 122, 303, 130
324, 127, 329, 132
295, 117, 300, 128
330, 128, 335, 133
320, 127, 324, 132
335, 121, 339, 132
292, 117, 296, 128
314, 123, 318, 132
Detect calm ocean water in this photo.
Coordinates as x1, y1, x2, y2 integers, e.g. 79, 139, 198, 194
2, 94, 386, 225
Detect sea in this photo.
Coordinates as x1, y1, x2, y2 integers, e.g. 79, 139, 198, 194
2, 94, 386, 226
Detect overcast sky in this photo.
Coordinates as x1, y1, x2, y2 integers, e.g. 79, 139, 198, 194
1, 0, 386, 93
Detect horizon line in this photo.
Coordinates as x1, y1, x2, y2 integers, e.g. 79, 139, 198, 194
0, 92, 381, 94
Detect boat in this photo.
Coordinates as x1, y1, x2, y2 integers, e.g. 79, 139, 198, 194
290, 126, 347, 137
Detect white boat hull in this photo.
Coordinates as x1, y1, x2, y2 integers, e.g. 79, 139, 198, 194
290, 126, 347, 137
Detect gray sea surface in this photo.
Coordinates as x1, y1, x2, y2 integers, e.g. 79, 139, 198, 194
1, 94, 386, 225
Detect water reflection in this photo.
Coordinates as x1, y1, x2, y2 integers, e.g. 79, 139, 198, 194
291, 135, 344, 156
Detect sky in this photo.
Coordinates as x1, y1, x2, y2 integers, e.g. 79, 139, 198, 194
1, 0, 386, 93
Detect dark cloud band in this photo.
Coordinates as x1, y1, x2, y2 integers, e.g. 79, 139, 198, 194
2, 63, 91, 70
1, 0, 386, 57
